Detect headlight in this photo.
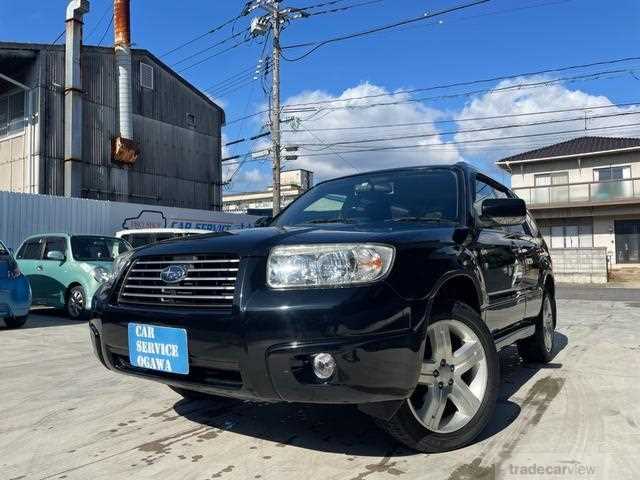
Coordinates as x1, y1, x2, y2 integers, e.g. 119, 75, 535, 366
110, 250, 135, 283
267, 244, 395, 289
92, 267, 112, 284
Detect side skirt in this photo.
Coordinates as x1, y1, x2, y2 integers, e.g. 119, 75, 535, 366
494, 324, 535, 351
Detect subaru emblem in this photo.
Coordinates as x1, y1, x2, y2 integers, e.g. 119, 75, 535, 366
160, 265, 189, 284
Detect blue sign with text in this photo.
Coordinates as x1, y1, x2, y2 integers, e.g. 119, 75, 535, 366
128, 323, 189, 375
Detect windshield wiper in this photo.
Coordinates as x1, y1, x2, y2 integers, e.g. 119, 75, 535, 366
387, 216, 449, 223
304, 218, 355, 224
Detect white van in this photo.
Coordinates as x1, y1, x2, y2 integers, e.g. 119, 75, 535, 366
115, 228, 210, 248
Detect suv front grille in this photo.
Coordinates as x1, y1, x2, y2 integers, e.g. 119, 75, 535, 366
118, 254, 239, 308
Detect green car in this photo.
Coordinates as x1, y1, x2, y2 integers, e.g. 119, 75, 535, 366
15, 234, 132, 319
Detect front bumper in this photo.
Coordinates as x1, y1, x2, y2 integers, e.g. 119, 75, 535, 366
0, 276, 32, 319
92, 261, 428, 405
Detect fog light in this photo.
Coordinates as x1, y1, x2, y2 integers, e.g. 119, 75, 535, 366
312, 353, 336, 380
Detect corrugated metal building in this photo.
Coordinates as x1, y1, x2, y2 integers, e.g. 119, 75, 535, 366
0, 41, 225, 210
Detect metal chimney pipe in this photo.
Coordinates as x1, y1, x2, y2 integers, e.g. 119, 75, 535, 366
114, 0, 133, 141
64, 0, 90, 198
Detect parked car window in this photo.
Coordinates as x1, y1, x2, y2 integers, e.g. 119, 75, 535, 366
0, 241, 8, 255
43, 237, 67, 259
71, 236, 131, 261
17, 238, 44, 260
274, 169, 459, 226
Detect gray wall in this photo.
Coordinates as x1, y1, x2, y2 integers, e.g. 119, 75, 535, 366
550, 247, 608, 284
0, 44, 223, 210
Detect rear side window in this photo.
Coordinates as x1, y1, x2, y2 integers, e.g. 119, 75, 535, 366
17, 238, 44, 260
43, 237, 67, 259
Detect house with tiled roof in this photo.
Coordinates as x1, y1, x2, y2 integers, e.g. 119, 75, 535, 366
497, 136, 640, 265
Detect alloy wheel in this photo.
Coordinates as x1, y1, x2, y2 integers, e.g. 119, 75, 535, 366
69, 289, 85, 318
542, 296, 554, 352
409, 319, 488, 433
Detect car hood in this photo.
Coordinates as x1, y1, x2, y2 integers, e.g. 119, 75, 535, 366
134, 223, 466, 258
81, 260, 114, 271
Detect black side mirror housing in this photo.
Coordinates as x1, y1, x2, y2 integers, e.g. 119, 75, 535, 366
255, 216, 274, 228
480, 198, 527, 226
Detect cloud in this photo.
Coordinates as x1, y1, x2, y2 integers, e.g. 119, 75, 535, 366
279, 82, 463, 181
453, 76, 640, 161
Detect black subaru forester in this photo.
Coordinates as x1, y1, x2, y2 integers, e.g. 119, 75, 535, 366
90, 162, 556, 453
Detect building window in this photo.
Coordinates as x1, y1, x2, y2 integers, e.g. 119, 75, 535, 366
594, 166, 631, 182
0, 90, 26, 139
534, 171, 569, 186
541, 220, 593, 249
186, 113, 196, 129
140, 62, 154, 90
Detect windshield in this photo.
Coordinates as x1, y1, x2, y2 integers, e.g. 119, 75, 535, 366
274, 168, 460, 226
71, 236, 131, 262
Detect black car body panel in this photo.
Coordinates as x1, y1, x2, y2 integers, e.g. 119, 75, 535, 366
91, 162, 553, 417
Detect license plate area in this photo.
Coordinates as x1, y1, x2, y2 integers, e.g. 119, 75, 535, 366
128, 323, 189, 375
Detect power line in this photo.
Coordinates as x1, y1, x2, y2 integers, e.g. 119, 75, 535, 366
97, 15, 114, 47
171, 29, 251, 67
294, 122, 640, 157
226, 115, 640, 159
85, 2, 113, 42
282, 102, 640, 133
306, 0, 385, 17
229, 58, 639, 125
282, 69, 633, 114
284, 102, 640, 132
160, 13, 245, 58
281, 0, 492, 61
281, 57, 640, 109
294, 111, 640, 148
296, 0, 352, 10
177, 37, 255, 73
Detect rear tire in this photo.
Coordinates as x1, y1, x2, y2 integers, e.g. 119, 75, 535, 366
66, 286, 87, 320
517, 289, 556, 363
4, 315, 28, 329
377, 302, 500, 453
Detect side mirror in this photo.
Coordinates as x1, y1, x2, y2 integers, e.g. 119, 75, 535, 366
480, 198, 526, 226
254, 216, 273, 228
46, 250, 66, 262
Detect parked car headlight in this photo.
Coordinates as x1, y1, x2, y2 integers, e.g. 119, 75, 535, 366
92, 267, 112, 284
267, 244, 395, 289
7, 260, 22, 280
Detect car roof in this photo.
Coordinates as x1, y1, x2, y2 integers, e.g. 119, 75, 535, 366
116, 228, 211, 236
21, 233, 121, 242
312, 161, 484, 187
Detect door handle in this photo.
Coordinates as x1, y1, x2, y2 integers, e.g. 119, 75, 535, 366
36, 265, 43, 272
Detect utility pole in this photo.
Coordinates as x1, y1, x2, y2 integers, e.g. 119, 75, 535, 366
249, 0, 307, 215
270, 7, 282, 215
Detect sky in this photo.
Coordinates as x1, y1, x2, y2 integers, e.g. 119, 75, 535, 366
1, 0, 639, 192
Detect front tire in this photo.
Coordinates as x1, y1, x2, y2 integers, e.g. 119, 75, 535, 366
4, 315, 28, 329
377, 302, 500, 453
66, 286, 87, 320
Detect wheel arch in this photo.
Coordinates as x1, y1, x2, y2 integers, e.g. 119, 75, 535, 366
430, 272, 482, 315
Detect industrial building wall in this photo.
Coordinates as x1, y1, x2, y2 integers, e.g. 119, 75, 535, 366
0, 190, 256, 251
0, 130, 27, 192
30, 45, 222, 210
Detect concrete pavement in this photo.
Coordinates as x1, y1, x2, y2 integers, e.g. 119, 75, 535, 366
1, 292, 639, 480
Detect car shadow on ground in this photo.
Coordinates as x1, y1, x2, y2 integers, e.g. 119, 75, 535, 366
0, 308, 79, 330
175, 332, 569, 457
